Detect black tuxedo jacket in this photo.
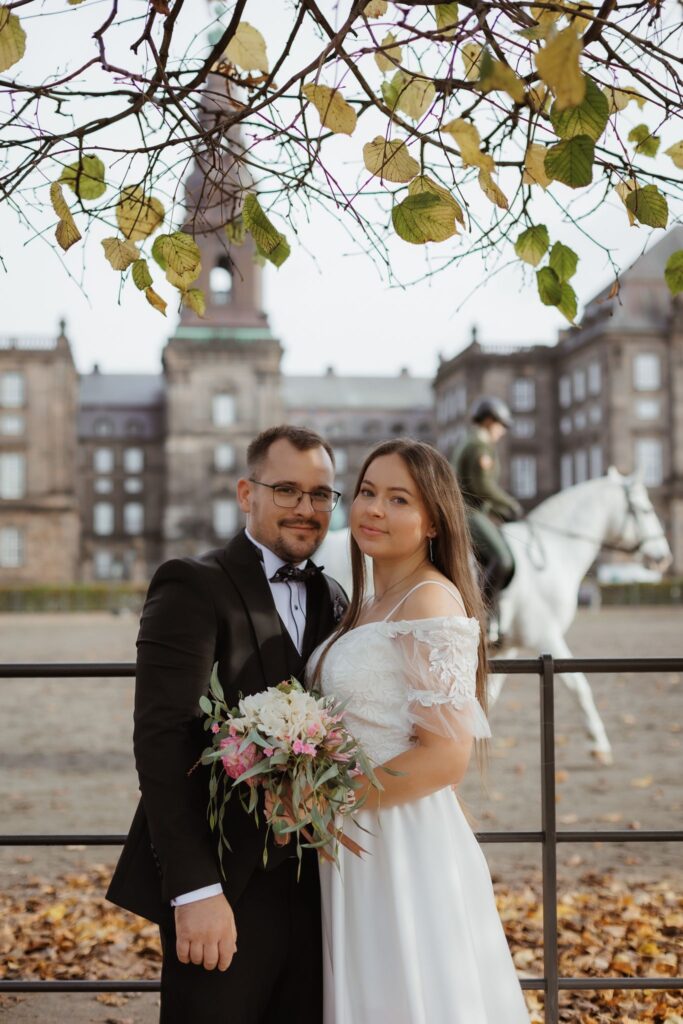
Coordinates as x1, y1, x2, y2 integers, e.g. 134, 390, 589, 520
107, 530, 346, 925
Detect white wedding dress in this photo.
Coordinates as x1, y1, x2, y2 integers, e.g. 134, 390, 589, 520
309, 581, 530, 1024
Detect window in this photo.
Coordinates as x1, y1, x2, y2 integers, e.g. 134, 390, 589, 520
574, 449, 588, 484
94, 447, 114, 473
633, 353, 661, 391
93, 502, 114, 536
635, 438, 663, 487
333, 448, 348, 473
0, 453, 26, 498
589, 404, 602, 425
124, 478, 143, 494
511, 417, 535, 439
560, 415, 572, 436
94, 550, 113, 580
123, 447, 144, 473
0, 527, 23, 567
510, 455, 537, 499
590, 444, 603, 479
125, 418, 144, 437
124, 502, 144, 535
559, 375, 572, 408
560, 453, 573, 489
212, 393, 236, 427
588, 361, 602, 395
573, 368, 586, 403
511, 378, 536, 412
574, 409, 587, 431
210, 260, 233, 305
94, 418, 114, 437
0, 371, 25, 407
635, 399, 660, 421
213, 499, 238, 538
214, 443, 235, 472
0, 414, 24, 436
94, 478, 113, 494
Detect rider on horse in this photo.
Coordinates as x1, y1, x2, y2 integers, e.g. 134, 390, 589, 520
451, 396, 521, 643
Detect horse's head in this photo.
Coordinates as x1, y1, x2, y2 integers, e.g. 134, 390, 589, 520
607, 467, 672, 571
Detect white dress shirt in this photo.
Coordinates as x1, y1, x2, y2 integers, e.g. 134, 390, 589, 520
171, 531, 311, 908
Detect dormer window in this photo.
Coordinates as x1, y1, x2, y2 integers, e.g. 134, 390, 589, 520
210, 258, 233, 305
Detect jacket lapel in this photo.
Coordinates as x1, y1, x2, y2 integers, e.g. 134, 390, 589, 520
302, 568, 335, 661
215, 531, 291, 689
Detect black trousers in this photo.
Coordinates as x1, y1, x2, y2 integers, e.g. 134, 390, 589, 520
159, 854, 322, 1024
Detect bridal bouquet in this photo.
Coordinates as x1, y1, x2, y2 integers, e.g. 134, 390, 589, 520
198, 665, 380, 869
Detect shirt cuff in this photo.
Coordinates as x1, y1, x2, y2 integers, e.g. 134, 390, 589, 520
171, 883, 224, 907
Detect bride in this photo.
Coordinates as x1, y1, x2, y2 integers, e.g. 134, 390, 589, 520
309, 439, 530, 1024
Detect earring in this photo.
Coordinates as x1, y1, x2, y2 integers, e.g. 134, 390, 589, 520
429, 537, 434, 562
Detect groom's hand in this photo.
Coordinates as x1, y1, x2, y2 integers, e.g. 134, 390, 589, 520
175, 893, 237, 971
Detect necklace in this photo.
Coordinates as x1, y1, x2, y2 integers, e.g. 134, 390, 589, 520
371, 560, 428, 605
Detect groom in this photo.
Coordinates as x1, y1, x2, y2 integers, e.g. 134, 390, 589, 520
107, 425, 346, 1023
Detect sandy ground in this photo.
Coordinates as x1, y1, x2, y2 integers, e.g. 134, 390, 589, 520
0, 606, 681, 1022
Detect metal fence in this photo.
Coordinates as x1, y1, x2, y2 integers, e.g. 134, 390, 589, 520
1, 656, 682, 1023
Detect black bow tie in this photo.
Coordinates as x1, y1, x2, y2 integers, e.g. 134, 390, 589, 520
269, 563, 321, 584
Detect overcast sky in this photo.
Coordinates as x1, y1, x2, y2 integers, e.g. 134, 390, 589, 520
0, 1, 677, 379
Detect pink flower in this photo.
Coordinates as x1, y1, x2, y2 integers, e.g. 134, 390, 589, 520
293, 739, 317, 757
211, 723, 220, 734
264, 746, 275, 757
307, 725, 319, 738
219, 736, 262, 780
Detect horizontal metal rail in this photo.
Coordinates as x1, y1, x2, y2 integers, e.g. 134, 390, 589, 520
1, 656, 682, 1016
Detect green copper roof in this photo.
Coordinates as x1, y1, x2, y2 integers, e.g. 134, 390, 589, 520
174, 326, 275, 342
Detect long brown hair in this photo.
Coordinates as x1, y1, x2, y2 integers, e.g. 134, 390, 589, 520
316, 439, 488, 716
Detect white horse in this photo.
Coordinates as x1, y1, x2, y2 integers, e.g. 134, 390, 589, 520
316, 469, 672, 763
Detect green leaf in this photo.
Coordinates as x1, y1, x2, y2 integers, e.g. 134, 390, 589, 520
544, 135, 594, 188
0, 8, 26, 73
627, 124, 660, 158
536, 266, 562, 306
131, 259, 153, 291
558, 281, 578, 323
664, 251, 683, 296
434, 3, 459, 38
210, 662, 224, 701
514, 224, 549, 267
60, 155, 106, 201
154, 231, 201, 276
478, 48, 525, 104
381, 76, 401, 111
199, 695, 213, 715
243, 193, 291, 268
392, 192, 458, 245
182, 288, 206, 318
548, 242, 578, 282
151, 234, 168, 271
225, 217, 246, 246
549, 76, 609, 142
625, 185, 668, 229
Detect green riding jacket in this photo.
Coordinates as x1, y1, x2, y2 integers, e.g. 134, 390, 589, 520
451, 427, 523, 521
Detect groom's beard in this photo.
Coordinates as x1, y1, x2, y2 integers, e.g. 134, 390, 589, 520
272, 516, 326, 563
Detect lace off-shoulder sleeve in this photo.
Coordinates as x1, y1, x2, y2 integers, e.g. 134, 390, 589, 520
386, 617, 491, 744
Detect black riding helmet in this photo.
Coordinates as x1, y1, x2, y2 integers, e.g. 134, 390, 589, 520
471, 395, 513, 430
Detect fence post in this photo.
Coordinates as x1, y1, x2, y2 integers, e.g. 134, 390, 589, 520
540, 653, 559, 1024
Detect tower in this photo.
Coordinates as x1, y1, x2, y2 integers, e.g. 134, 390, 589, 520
162, 105, 284, 558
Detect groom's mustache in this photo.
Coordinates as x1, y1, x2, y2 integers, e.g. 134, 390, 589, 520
278, 517, 322, 530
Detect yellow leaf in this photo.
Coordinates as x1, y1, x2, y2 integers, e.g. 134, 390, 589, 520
166, 262, 202, 290
225, 22, 268, 74
435, 3, 459, 39
441, 118, 494, 172
374, 31, 402, 73
116, 187, 165, 242
535, 25, 585, 112
461, 42, 482, 82
182, 288, 206, 318
392, 192, 458, 244
564, 0, 593, 34
665, 141, 683, 169
523, 144, 553, 189
615, 177, 637, 226
364, 0, 388, 16
302, 84, 357, 135
478, 51, 525, 104
409, 174, 464, 227
604, 85, 646, 114
362, 137, 420, 183
145, 286, 167, 316
101, 237, 139, 271
0, 7, 26, 74
478, 168, 508, 209
530, 4, 562, 37
527, 83, 549, 112
392, 71, 436, 120
49, 182, 81, 252
155, 231, 202, 277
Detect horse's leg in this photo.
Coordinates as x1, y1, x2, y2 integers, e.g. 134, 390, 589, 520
542, 633, 613, 764
487, 647, 518, 706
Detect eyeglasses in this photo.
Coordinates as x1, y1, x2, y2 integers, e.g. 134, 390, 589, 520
249, 478, 341, 512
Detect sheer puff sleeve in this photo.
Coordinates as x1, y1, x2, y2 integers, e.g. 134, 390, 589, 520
386, 617, 492, 744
